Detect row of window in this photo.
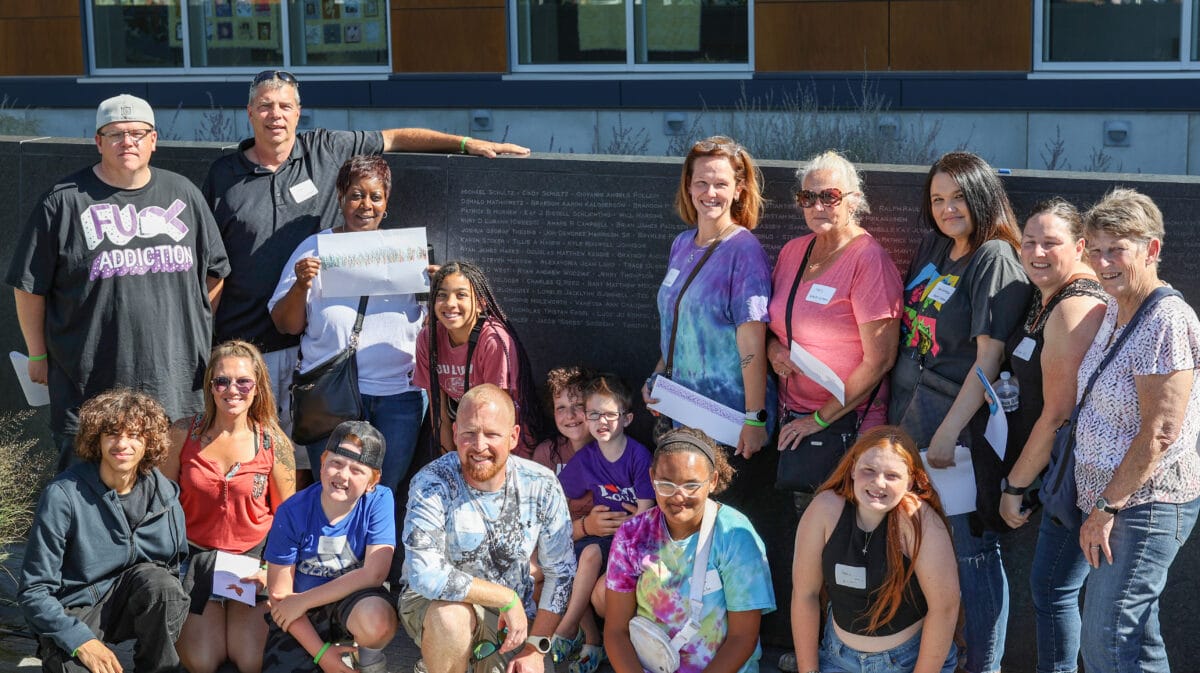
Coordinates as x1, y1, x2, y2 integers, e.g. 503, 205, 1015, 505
87, 0, 1200, 75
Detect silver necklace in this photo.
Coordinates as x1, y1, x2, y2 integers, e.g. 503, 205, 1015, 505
687, 223, 735, 265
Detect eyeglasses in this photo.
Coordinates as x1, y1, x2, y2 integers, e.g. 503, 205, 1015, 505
97, 128, 153, 144
211, 376, 256, 394
473, 627, 508, 661
585, 410, 626, 422
652, 480, 706, 497
795, 188, 852, 208
252, 69, 298, 86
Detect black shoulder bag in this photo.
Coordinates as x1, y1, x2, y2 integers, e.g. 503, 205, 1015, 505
290, 295, 369, 446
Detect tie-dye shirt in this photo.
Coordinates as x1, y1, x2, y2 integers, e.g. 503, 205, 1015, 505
656, 227, 773, 428
403, 453, 576, 618
607, 504, 775, 673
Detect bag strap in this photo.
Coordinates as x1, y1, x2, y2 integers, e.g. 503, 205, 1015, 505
668, 500, 719, 651
297, 295, 369, 366
665, 236, 726, 378
462, 318, 486, 393
784, 237, 818, 347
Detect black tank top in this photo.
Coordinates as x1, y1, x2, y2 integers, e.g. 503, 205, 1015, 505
822, 500, 928, 636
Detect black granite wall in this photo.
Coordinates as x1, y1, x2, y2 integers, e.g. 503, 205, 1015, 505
3, 136, 1200, 670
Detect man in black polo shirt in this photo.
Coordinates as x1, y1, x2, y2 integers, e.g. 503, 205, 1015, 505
203, 70, 528, 474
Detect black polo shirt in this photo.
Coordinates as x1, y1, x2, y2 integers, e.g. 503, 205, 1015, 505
202, 128, 383, 352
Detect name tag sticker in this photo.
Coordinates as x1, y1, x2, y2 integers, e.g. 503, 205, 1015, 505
928, 280, 957, 304
290, 179, 318, 204
702, 568, 722, 595
1012, 337, 1036, 361
834, 563, 867, 590
316, 535, 347, 556
805, 284, 836, 305
663, 268, 681, 287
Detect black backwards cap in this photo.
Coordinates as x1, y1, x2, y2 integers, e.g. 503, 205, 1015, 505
324, 420, 386, 470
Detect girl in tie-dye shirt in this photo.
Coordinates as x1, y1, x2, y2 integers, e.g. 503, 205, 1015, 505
604, 428, 775, 673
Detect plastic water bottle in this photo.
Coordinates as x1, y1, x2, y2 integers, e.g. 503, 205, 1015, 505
996, 371, 1019, 413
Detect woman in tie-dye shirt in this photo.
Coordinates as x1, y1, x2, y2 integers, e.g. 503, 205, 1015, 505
605, 428, 775, 673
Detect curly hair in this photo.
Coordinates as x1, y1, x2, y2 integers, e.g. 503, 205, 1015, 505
200, 340, 289, 450
75, 389, 171, 474
652, 427, 735, 494
673, 135, 764, 230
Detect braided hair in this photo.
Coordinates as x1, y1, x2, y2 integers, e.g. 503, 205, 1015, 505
427, 261, 547, 455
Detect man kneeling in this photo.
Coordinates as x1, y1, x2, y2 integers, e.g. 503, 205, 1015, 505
401, 384, 576, 673
262, 421, 397, 673
20, 389, 189, 673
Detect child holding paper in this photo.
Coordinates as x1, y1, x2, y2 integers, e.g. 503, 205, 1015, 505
552, 374, 655, 673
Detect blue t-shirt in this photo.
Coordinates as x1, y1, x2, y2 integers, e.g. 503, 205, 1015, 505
557, 437, 654, 513
264, 483, 396, 594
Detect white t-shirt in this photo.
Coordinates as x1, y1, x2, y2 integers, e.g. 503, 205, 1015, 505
268, 231, 423, 397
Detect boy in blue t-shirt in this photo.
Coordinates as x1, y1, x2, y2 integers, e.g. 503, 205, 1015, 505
552, 374, 654, 673
263, 421, 398, 673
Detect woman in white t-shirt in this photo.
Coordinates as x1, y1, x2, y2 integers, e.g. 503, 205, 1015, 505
269, 154, 425, 492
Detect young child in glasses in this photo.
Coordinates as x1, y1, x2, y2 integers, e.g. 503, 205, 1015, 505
551, 374, 654, 673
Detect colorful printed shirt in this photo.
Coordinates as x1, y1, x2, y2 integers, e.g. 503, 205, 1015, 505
607, 505, 775, 673
557, 437, 654, 513
403, 453, 576, 618
656, 227, 774, 430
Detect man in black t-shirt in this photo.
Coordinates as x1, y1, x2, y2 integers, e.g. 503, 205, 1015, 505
8, 94, 230, 472
203, 69, 528, 468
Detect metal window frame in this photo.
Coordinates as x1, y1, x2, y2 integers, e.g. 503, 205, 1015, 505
1033, 0, 1199, 73
508, 0, 754, 75
84, 0, 393, 77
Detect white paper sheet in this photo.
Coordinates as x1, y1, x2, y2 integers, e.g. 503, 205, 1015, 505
975, 367, 1008, 461
9, 352, 49, 407
789, 341, 845, 404
648, 376, 743, 447
921, 444, 976, 516
212, 551, 262, 607
317, 228, 429, 298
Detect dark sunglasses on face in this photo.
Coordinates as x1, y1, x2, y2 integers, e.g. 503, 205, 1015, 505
211, 376, 256, 394
795, 188, 849, 209
252, 69, 298, 86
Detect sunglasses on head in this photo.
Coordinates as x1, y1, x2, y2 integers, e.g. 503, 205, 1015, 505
795, 188, 850, 209
252, 69, 297, 86
211, 376, 256, 394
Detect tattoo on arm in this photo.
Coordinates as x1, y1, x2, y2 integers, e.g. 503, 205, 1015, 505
740, 354, 754, 369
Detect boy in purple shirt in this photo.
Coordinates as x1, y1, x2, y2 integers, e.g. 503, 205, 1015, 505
552, 374, 653, 673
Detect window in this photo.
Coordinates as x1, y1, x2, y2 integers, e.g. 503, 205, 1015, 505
87, 0, 390, 74
1036, 0, 1200, 71
511, 0, 752, 72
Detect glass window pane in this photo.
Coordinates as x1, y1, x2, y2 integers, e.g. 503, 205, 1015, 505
515, 0, 627, 65
92, 0, 184, 69
287, 0, 389, 66
1045, 0, 1181, 62
187, 0, 284, 68
635, 0, 748, 65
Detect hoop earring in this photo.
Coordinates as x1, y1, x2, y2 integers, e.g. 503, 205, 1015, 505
382, 211, 388, 220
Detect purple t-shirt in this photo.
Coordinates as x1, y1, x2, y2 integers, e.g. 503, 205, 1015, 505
557, 437, 654, 512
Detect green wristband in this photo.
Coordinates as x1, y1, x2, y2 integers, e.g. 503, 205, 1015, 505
501, 590, 519, 613
812, 410, 831, 429
314, 642, 332, 664
743, 419, 766, 428
28, 353, 47, 362
71, 646, 79, 659
460, 136, 471, 154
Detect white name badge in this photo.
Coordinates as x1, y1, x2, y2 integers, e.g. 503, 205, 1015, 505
805, 284, 836, 305
316, 535, 347, 556
927, 280, 957, 304
702, 568, 723, 595
662, 268, 681, 287
1012, 336, 1036, 361
834, 563, 867, 590
289, 179, 319, 204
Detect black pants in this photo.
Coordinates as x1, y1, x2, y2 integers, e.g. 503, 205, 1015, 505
38, 562, 188, 673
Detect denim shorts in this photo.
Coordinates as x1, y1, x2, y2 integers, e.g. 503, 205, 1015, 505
819, 617, 957, 673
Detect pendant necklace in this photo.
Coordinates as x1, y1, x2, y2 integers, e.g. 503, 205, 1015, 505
687, 223, 735, 265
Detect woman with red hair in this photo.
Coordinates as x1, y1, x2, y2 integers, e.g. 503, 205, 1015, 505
790, 427, 958, 673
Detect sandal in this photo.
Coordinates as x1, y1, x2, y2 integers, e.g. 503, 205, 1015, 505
551, 628, 584, 663
568, 644, 606, 673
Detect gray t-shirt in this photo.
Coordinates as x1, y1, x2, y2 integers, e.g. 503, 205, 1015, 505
7, 166, 230, 433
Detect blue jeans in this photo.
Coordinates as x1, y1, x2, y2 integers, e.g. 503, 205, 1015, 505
819, 614, 957, 673
1079, 498, 1200, 673
305, 390, 426, 494
948, 513, 1007, 673
1030, 513, 1089, 673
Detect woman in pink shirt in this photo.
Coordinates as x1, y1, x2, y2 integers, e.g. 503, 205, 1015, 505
767, 151, 903, 500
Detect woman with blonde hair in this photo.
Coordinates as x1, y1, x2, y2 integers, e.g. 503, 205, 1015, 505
790, 426, 958, 673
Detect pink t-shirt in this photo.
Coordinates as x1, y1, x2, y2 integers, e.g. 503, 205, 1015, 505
413, 317, 518, 400
768, 233, 902, 426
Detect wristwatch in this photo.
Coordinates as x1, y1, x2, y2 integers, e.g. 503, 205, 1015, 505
1095, 496, 1120, 515
525, 635, 552, 655
1001, 479, 1028, 496
745, 409, 767, 423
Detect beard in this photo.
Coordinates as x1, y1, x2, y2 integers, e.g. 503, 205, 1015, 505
464, 451, 507, 483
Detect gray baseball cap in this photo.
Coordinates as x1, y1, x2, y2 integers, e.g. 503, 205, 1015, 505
324, 420, 386, 470
96, 94, 155, 132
